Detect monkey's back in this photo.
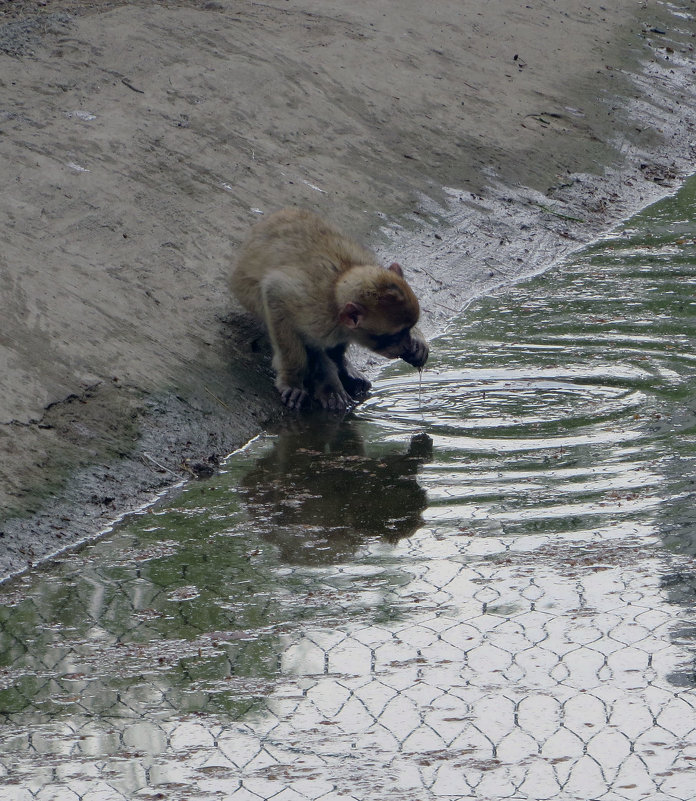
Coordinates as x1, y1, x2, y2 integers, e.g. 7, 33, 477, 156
230, 208, 377, 321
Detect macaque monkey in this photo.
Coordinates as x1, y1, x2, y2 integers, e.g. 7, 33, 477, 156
230, 208, 429, 410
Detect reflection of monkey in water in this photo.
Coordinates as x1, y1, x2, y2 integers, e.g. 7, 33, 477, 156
237, 417, 433, 565
230, 208, 429, 411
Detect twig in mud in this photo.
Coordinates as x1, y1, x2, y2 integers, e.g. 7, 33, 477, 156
532, 202, 585, 223
121, 78, 145, 94
142, 452, 177, 475
484, 260, 511, 277
422, 297, 460, 314
204, 385, 231, 410
524, 112, 564, 123
432, 300, 460, 314
420, 266, 445, 286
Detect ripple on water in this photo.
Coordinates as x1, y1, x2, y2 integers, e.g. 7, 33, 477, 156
362, 208, 696, 546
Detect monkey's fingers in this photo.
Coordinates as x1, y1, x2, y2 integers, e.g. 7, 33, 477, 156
341, 371, 372, 397
316, 386, 354, 412
331, 394, 349, 411
280, 386, 308, 410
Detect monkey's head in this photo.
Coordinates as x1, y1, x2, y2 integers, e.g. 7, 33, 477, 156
337, 263, 429, 368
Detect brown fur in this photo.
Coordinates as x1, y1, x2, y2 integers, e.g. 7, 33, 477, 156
230, 208, 429, 410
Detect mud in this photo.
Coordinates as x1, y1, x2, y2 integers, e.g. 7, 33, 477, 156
1, 0, 696, 579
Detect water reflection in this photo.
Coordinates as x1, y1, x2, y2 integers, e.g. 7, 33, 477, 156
0, 418, 430, 729
239, 416, 432, 563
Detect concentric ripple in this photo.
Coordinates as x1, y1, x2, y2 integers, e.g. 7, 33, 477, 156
362, 187, 696, 545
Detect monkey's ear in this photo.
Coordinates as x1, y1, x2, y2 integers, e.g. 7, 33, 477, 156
388, 262, 404, 277
339, 301, 365, 329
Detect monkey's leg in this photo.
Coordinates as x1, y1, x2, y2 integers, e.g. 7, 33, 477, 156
310, 350, 356, 411
261, 279, 310, 410
326, 344, 372, 398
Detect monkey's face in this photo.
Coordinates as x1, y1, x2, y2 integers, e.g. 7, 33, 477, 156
337, 271, 428, 369
353, 325, 429, 368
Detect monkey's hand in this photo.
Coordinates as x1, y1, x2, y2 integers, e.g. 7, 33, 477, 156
279, 385, 309, 410
314, 378, 355, 412
401, 328, 429, 369
339, 363, 372, 398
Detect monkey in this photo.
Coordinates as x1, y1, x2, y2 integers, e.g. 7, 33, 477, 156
230, 208, 429, 410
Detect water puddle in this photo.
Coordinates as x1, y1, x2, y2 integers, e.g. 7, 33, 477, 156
2, 180, 696, 800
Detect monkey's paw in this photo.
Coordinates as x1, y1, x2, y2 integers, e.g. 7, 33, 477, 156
314, 383, 354, 412
340, 370, 372, 398
279, 385, 309, 410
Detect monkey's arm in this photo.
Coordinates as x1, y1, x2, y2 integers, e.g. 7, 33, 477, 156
326, 344, 372, 398
261, 272, 310, 409
311, 350, 355, 411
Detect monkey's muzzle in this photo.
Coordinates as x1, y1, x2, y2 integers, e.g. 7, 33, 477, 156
401, 339, 429, 369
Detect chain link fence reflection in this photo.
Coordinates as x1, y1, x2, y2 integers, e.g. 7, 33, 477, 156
1, 495, 694, 800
